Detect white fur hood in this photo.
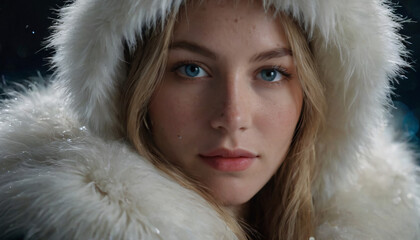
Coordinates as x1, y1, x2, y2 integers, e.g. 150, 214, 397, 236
1, 0, 420, 239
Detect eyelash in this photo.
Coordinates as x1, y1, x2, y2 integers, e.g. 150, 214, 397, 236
171, 61, 211, 79
255, 66, 292, 85
171, 61, 292, 84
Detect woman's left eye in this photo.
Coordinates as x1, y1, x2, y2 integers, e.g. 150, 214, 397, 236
257, 69, 284, 82
176, 64, 209, 78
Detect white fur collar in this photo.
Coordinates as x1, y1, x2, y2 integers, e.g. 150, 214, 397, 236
49, 0, 407, 196
0, 84, 237, 239
0, 83, 419, 239
1, 0, 419, 239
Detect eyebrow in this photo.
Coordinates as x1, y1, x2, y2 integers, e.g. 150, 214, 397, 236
169, 41, 217, 60
251, 48, 292, 62
169, 40, 292, 62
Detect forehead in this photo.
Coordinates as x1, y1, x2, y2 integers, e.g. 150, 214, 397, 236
177, 0, 275, 27
173, 0, 289, 50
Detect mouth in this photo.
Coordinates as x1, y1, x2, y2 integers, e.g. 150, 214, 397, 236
199, 148, 258, 172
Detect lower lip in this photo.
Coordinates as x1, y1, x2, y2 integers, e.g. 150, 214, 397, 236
200, 157, 254, 172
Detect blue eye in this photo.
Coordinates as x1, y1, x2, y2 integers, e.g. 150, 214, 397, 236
177, 64, 208, 78
258, 69, 283, 82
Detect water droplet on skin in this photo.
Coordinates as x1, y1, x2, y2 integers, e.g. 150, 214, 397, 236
154, 228, 160, 234
79, 126, 87, 131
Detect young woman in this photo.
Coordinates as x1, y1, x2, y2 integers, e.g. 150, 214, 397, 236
0, 0, 419, 239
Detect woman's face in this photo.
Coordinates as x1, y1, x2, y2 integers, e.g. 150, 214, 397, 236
149, 0, 303, 208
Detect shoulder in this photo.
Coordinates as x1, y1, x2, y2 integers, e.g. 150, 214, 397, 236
315, 128, 420, 239
0, 83, 236, 240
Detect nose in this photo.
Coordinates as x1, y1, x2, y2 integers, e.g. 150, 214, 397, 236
210, 73, 252, 133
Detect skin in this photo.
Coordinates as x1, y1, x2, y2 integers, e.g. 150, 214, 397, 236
149, 0, 303, 214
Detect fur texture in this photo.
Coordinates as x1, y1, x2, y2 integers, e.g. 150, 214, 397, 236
0, 83, 237, 239
1, 0, 419, 239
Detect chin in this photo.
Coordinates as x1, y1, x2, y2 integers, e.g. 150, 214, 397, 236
205, 178, 258, 207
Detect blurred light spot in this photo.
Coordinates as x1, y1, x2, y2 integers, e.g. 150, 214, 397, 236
32, 31, 35, 35
25, 25, 29, 29
403, 112, 419, 137
391, 101, 419, 140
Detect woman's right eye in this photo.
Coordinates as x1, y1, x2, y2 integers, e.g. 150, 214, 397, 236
176, 64, 209, 78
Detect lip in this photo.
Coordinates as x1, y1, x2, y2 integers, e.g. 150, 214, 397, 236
199, 148, 258, 172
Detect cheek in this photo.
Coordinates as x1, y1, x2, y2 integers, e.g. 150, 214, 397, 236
255, 88, 302, 159
148, 84, 203, 158
257, 106, 300, 148
150, 93, 184, 135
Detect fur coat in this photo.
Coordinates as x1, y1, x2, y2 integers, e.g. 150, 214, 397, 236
1, 0, 420, 239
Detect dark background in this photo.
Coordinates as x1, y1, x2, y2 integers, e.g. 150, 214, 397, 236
0, 0, 419, 148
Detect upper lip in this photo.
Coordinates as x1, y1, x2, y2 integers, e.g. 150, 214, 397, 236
199, 148, 258, 158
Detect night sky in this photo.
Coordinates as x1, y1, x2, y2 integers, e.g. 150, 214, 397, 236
1, 0, 419, 148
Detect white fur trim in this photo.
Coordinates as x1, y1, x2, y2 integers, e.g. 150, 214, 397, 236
0, 84, 237, 239
1, 0, 419, 238
49, 0, 407, 194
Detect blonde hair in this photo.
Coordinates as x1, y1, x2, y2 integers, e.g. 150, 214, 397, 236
121, 5, 326, 240
121, 11, 247, 239
246, 13, 326, 240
